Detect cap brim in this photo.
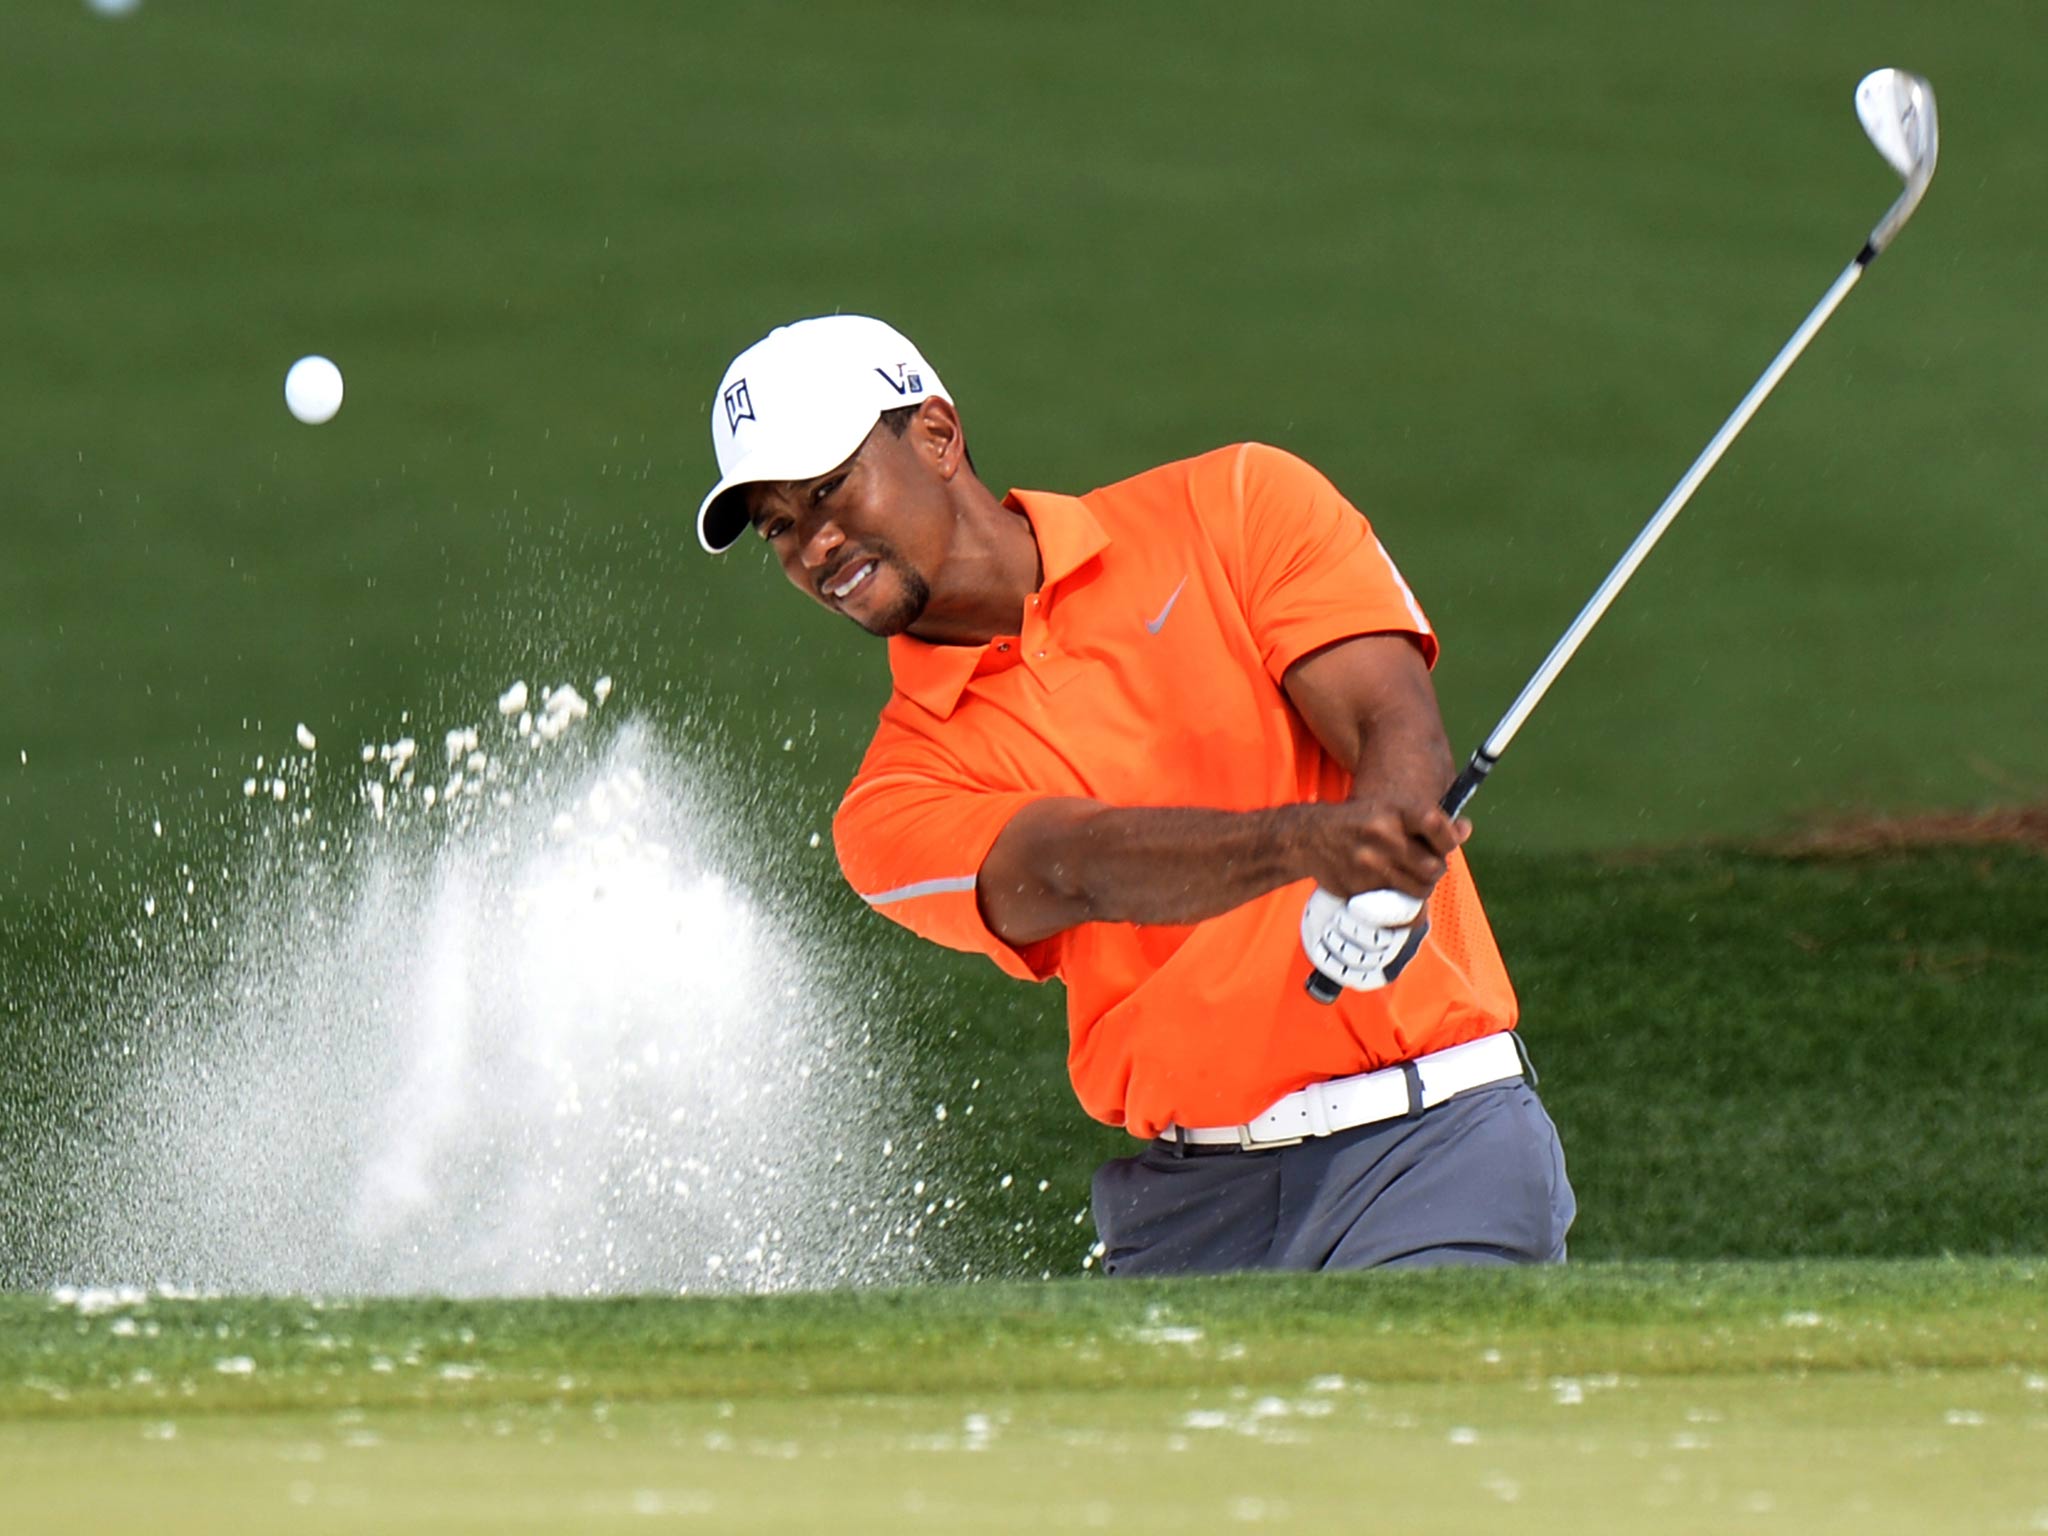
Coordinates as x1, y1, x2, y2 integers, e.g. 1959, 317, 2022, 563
695, 480, 754, 554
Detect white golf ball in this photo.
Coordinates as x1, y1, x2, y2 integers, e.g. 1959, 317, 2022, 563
87, 0, 143, 15
284, 356, 345, 425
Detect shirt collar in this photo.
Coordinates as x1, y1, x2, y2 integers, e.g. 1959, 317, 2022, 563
886, 489, 1111, 720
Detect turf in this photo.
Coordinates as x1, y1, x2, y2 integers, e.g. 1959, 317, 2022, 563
5, 1260, 2043, 1410
4, 1262, 2045, 1533
15, 1375, 2042, 1534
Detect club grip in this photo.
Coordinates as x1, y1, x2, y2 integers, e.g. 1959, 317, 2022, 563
1440, 750, 1496, 821
1302, 914, 1431, 1002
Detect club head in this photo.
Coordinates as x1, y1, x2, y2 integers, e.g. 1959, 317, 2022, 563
1856, 68, 1938, 183
1855, 69, 1938, 257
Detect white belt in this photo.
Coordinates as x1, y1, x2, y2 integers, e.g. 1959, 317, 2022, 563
1164, 1033, 1525, 1152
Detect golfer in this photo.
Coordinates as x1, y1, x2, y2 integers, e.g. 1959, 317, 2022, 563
696, 315, 1574, 1274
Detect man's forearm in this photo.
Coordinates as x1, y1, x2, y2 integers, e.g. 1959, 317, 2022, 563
977, 794, 1458, 947
1286, 634, 1455, 814
1017, 801, 1312, 931
1346, 710, 1456, 813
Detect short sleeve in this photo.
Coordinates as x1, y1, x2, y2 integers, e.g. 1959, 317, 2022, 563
833, 732, 1059, 983
1225, 442, 1437, 681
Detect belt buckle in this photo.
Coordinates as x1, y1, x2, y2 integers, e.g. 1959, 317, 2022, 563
1236, 1125, 1305, 1152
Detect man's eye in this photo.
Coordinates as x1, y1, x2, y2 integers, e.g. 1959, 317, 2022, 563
810, 476, 845, 507
760, 519, 792, 541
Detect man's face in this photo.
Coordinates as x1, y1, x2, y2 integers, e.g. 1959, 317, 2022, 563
743, 411, 953, 638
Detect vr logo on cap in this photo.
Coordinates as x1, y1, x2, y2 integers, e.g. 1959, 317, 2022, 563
724, 379, 756, 433
874, 363, 924, 396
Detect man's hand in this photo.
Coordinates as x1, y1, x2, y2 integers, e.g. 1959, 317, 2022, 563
1300, 887, 1426, 993
1283, 798, 1469, 899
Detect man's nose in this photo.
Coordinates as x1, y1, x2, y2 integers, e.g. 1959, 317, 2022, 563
799, 519, 843, 569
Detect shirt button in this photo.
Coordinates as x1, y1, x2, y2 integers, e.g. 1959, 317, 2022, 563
1036, 650, 1046, 659
997, 642, 1010, 652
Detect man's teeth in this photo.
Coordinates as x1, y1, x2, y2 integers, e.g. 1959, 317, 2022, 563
830, 561, 874, 600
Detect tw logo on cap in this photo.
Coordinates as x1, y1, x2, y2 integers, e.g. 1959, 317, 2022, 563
723, 379, 755, 433
874, 363, 924, 397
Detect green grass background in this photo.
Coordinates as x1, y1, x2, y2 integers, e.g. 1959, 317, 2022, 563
2, 1, 2044, 1278
4, 0, 2043, 888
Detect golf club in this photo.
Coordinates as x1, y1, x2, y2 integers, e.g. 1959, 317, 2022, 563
1308, 68, 1940, 1004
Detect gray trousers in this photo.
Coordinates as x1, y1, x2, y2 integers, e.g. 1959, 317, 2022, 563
1091, 1080, 1574, 1276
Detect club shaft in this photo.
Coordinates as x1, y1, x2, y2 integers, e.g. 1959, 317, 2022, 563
1472, 251, 1870, 773
1318, 256, 1871, 1003
1314, 74, 1936, 1002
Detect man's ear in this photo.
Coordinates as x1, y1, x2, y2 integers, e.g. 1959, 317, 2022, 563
917, 398, 965, 481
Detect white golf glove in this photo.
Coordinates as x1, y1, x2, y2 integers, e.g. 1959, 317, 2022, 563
1300, 887, 1428, 994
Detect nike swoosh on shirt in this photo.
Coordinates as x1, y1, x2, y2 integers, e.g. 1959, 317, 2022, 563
1145, 576, 1190, 635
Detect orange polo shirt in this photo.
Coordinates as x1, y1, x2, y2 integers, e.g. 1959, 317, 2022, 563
833, 442, 1517, 1138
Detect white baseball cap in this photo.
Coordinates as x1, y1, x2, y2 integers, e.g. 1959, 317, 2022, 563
695, 314, 952, 554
